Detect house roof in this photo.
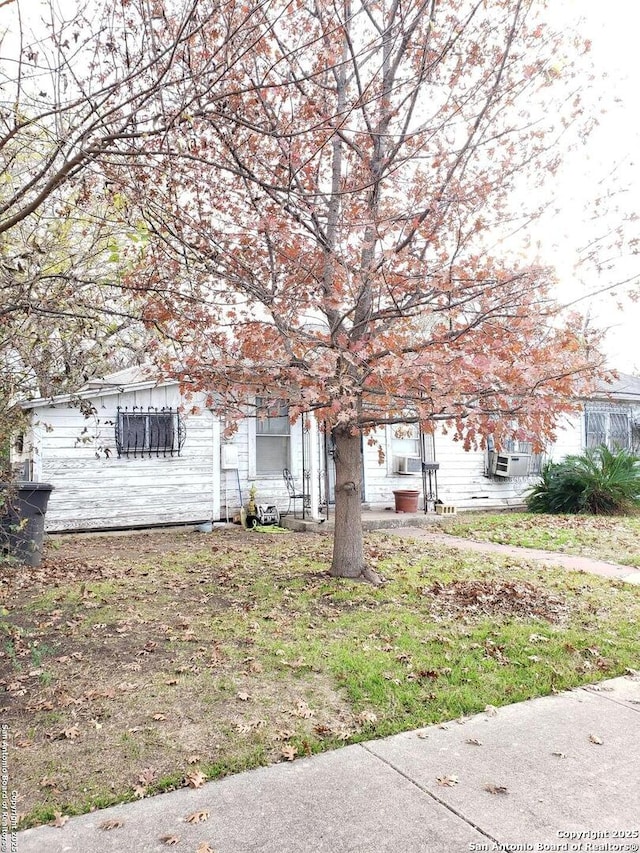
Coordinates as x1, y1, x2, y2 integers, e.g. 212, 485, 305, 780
20, 366, 177, 410
593, 372, 640, 403
21, 366, 640, 411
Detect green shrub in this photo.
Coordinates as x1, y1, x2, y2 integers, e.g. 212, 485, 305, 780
526, 445, 640, 515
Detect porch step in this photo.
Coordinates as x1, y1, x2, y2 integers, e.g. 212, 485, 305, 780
281, 511, 446, 533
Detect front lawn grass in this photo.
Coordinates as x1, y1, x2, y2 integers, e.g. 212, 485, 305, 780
444, 512, 640, 566
1, 526, 639, 828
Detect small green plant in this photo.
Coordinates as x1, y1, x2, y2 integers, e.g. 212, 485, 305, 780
30, 641, 54, 668
4, 639, 20, 670
526, 445, 640, 515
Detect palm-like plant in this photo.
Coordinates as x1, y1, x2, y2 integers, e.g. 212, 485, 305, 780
526, 445, 640, 515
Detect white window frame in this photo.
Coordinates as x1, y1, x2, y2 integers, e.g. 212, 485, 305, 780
386, 423, 421, 475
250, 398, 291, 478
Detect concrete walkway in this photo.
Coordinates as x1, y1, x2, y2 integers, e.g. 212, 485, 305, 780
385, 527, 640, 585
15, 675, 640, 853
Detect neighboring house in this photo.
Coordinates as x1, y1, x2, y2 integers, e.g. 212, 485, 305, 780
11, 369, 640, 533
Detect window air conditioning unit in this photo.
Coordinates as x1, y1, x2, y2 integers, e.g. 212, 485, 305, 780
492, 453, 531, 478
394, 455, 422, 475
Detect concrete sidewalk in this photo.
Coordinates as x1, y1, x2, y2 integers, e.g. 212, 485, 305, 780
16, 675, 640, 853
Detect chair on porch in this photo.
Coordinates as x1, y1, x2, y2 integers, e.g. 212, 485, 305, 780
282, 468, 306, 518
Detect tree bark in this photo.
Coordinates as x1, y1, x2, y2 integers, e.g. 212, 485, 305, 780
330, 428, 380, 583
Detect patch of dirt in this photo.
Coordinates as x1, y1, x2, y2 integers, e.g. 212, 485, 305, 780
423, 579, 569, 623
0, 527, 369, 825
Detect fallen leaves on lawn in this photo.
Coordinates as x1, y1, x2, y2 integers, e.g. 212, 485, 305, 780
47, 725, 81, 741
138, 767, 157, 786
529, 633, 550, 643
237, 691, 251, 702
50, 812, 69, 828
281, 744, 298, 761
290, 700, 314, 719
273, 729, 295, 741
424, 579, 567, 623
185, 810, 210, 824
356, 711, 378, 726
186, 770, 207, 789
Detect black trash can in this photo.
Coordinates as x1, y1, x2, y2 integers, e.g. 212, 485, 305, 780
0, 482, 54, 566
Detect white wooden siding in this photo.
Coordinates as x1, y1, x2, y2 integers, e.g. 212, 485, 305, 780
547, 412, 584, 461
219, 414, 307, 518
26, 381, 602, 532
361, 426, 539, 511
32, 386, 220, 532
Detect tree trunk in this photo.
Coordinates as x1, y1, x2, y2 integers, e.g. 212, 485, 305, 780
330, 428, 380, 583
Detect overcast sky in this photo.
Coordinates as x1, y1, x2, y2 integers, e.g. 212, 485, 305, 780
541, 0, 640, 374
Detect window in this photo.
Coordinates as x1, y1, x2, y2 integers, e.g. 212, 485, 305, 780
585, 403, 636, 452
392, 424, 420, 458
255, 398, 290, 475
115, 408, 185, 457
389, 424, 435, 474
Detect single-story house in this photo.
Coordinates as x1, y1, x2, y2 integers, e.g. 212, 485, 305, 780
11, 368, 640, 533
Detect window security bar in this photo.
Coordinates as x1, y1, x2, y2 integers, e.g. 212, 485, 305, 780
115, 407, 186, 458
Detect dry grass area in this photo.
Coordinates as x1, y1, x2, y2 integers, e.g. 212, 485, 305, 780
1, 524, 639, 828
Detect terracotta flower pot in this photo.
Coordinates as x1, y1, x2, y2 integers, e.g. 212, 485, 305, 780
392, 489, 420, 513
